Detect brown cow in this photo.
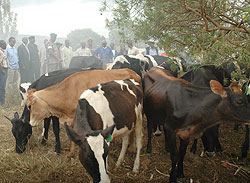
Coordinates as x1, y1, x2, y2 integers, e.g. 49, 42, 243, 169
27, 68, 141, 157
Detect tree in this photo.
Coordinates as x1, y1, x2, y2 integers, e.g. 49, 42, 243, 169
0, 0, 18, 40
67, 28, 105, 51
101, 0, 250, 65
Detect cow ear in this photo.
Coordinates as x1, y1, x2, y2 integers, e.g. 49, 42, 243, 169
210, 80, 227, 98
14, 112, 19, 119
229, 81, 242, 94
64, 122, 83, 146
101, 125, 116, 142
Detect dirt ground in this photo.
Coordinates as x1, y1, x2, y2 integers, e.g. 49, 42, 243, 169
0, 105, 250, 183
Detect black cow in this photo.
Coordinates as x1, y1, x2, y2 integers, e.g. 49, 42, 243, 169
69, 56, 104, 69
8, 68, 88, 154
65, 79, 143, 183
110, 55, 150, 78
181, 65, 231, 156
143, 67, 250, 183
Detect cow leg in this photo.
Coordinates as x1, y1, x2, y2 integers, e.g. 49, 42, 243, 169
41, 117, 51, 145
234, 124, 240, 131
165, 125, 178, 183
214, 125, 222, 153
163, 125, 170, 154
52, 116, 61, 154
116, 135, 129, 168
190, 139, 198, 154
133, 114, 143, 173
67, 123, 76, 158
241, 125, 249, 158
146, 119, 153, 153
177, 139, 189, 179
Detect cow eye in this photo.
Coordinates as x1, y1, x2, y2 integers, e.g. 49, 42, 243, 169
236, 99, 244, 105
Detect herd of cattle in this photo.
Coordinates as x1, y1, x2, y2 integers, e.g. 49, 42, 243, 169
4, 54, 250, 183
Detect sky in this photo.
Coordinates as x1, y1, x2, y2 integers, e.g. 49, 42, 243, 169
11, 0, 110, 38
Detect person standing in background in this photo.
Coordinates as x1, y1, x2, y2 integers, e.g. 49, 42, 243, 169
28, 36, 40, 81
118, 43, 127, 56
110, 42, 118, 60
56, 42, 63, 69
46, 33, 61, 72
5, 37, 19, 92
127, 41, 139, 55
39, 39, 48, 75
94, 40, 113, 66
17, 37, 32, 83
145, 39, 158, 56
61, 39, 73, 68
0, 40, 9, 105
87, 38, 95, 55
75, 40, 92, 56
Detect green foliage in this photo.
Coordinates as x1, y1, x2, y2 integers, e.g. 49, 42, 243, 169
0, 0, 18, 40
101, 0, 250, 75
67, 29, 105, 51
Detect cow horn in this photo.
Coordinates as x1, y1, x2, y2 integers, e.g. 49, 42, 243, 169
4, 115, 13, 124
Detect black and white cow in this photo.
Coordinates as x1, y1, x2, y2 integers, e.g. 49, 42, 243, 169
69, 56, 104, 69
12, 68, 89, 154
65, 79, 143, 183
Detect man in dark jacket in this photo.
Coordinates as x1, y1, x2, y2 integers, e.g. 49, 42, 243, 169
28, 36, 40, 81
17, 37, 32, 83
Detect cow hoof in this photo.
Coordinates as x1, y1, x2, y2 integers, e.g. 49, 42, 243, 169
132, 167, 139, 173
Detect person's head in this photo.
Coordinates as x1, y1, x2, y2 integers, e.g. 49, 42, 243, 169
102, 40, 107, 48
9, 37, 16, 47
56, 42, 62, 49
22, 37, 28, 45
120, 44, 126, 51
148, 39, 155, 47
65, 39, 70, 48
28, 36, 35, 44
0, 40, 6, 50
44, 39, 48, 46
50, 33, 57, 43
110, 42, 114, 49
80, 40, 86, 48
87, 38, 93, 48
128, 41, 133, 49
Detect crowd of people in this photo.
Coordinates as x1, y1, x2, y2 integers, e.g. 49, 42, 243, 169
0, 32, 166, 106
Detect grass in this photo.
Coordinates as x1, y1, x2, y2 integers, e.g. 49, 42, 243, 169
0, 92, 249, 183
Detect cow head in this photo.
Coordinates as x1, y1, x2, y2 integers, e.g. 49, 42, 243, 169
19, 82, 32, 107
27, 89, 49, 127
210, 80, 250, 123
65, 122, 115, 183
5, 112, 32, 153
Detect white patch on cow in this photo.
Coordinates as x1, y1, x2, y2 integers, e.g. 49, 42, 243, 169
87, 134, 110, 183
129, 79, 140, 86
153, 125, 162, 136
173, 57, 183, 72
20, 82, 32, 107
41, 128, 45, 137
45, 73, 49, 76
135, 54, 149, 64
114, 80, 136, 98
114, 55, 130, 64
80, 85, 114, 129
146, 55, 158, 67
156, 65, 165, 69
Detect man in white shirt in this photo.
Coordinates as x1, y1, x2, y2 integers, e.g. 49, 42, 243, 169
127, 41, 139, 55
75, 40, 92, 56
61, 39, 73, 68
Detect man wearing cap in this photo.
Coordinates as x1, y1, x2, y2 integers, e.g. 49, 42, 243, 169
46, 33, 61, 72
145, 39, 158, 56
28, 36, 40, 81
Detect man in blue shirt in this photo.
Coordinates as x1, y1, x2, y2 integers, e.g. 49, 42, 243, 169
5, 37, 20, 92
94, 40, 113, 68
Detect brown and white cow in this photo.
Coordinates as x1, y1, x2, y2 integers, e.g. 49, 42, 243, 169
143, 67, 250, 183
26, 68, 141, 157
65, 79, 143, 183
